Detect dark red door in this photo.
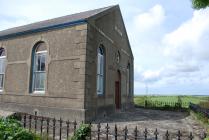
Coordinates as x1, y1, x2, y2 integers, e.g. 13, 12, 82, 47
115, 81, 121, 109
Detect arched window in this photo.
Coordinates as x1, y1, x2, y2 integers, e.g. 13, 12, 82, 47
32, 42, 47, 93
127, 64, 130, 96
97, 46, 105, 95
0, 48, 6, 91
116, 51, 120, 64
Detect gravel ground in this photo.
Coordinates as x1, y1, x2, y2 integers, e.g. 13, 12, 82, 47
1, 109, 205, 140
92, 108, 207, 140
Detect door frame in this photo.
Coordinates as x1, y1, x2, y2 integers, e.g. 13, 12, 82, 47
115, 70, 121, 109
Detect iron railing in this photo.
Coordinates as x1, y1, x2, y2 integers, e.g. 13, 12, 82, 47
18, 113, 208, 140
189, 102, 209, 118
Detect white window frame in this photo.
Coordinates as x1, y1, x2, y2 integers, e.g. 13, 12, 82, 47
0, 55, 6, 92
32, 49, 47, 94
127, 65, 130, 96
97, 47, 105, 95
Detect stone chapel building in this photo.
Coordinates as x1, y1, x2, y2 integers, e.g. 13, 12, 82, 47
0, 5, 134, 121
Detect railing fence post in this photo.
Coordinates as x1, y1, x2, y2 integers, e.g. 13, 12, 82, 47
124, 126, 128, 140
29, 115, 32, 132
115, 124, 118, 140
134, 126, 138, 140
59, 118, 62, 140
165, 130, 169, 140
46, 118, 49, 140
144, 128, 148, 140
73, 120, 77, 135
40, 117, 43, 136
66, 120, 70, 139
23, 114, 26, 128
34, 114, 37, 134
105, 123, 109, 140
188, 132, 194, 140
154, 128, 159, 140
89, 123, 92, 140
177, 130, 182, 140
97, 123, 101, 140
53, 118, 56, 140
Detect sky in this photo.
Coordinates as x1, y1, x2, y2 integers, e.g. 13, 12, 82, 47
0, 0, 209, 95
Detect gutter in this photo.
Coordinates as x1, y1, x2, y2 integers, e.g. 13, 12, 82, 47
0, 19, 87, 41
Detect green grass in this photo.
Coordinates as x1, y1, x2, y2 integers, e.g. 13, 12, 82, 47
134, 96, 147, 106
190, 111, 209, 139
134, 95, 209, 108
181, 96, 208, 104
148, 96, 179, 102
191, 111, 209, 125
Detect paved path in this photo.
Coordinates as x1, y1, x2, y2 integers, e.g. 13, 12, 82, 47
93, 108, 207, 140
0, 110, 14, 118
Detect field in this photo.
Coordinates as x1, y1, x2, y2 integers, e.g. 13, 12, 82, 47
134, 95, 209, 108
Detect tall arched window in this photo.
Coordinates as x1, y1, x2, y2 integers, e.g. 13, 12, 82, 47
127, 64, 130, 96
97, 46, 105, 95
32, 42, 47, 93
0, 48, 6, 91
116, 51, 120, 64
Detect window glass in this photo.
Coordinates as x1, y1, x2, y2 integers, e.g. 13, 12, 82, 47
100, 55, 104, 74
97, 46, 105, 95
0, 74, 4, 89
116, 51, 120, 63
97, 54, 101, 74
32, 43, 47, 92
40, 55, 46, 71
34, 72, 45, 91
127, 64, 130, 96
0, 48, 5, 56
0, 48, 6, 91
0, 59, 5, 73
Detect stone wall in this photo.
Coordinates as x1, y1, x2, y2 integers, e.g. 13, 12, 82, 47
0, 6, 134, 122
0, 24, 88, 121
85, 6, 134, 121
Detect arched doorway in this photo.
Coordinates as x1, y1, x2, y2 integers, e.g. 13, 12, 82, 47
115, 70, 121, 109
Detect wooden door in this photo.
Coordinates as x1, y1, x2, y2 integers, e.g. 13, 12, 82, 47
115, 81, 121, 109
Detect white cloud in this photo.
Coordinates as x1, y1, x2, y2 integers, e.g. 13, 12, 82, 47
0, 0, 118, 31
0, 19, 30, 31
163, 9, 209, 61
141, 70, 161, 83
172, 63, 200, 73
1, 0, 209, 95
134, 4, 165, 32
136, 62, 200, 85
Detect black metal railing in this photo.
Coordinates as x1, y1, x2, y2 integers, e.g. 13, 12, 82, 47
19, 113, 208, 140
189, 102, 209, 118
140, 100, 189, 110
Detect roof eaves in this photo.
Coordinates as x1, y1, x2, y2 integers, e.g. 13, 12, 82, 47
0, 19, 87, 41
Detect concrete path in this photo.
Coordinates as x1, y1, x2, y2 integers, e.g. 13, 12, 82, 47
93, 108, 207, 140
0, 110, 14, 118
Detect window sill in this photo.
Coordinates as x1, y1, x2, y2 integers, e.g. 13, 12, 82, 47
97, 94, 105, 98
31, 91, 45, 95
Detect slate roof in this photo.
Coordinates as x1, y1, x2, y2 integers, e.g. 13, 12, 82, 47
0, 5, 116, 40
